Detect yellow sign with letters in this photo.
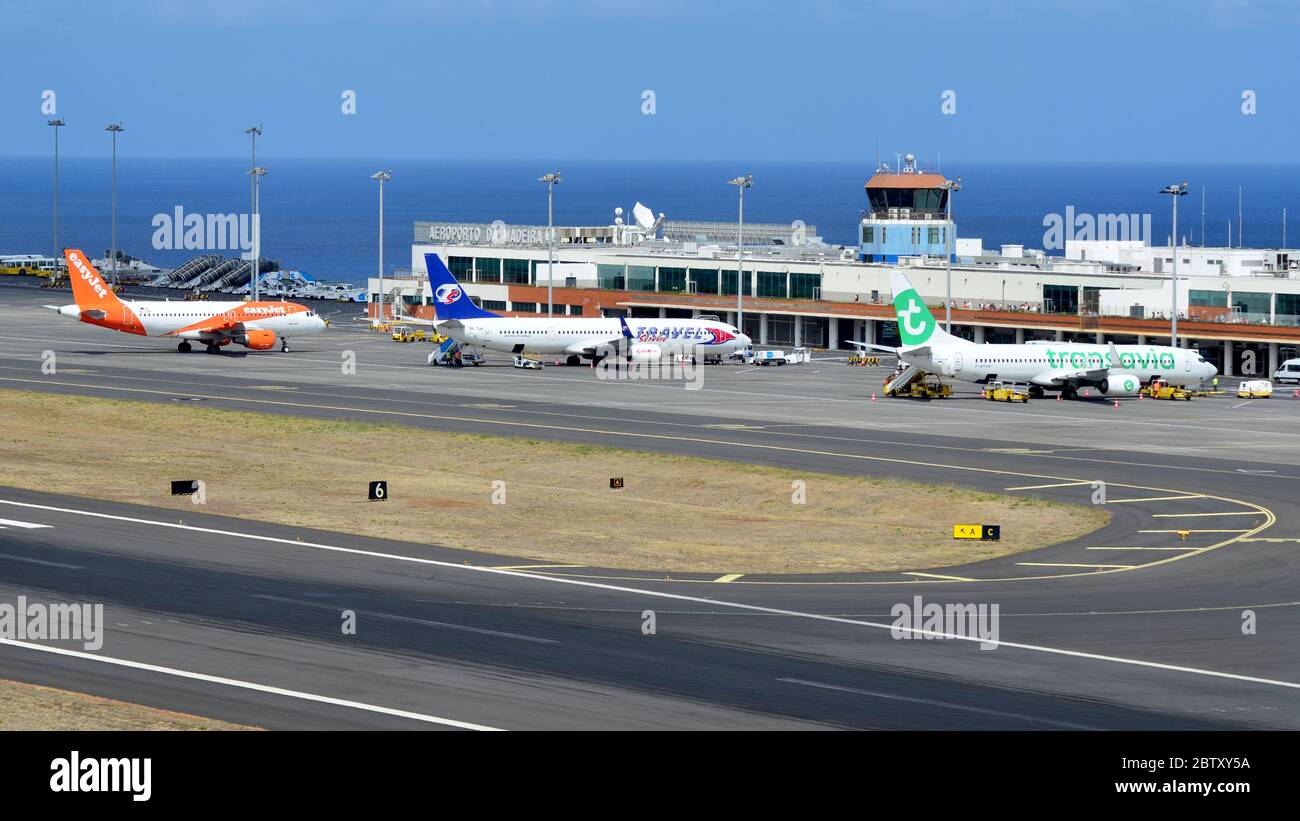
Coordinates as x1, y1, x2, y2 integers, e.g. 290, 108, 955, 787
953, 524, 1001, 541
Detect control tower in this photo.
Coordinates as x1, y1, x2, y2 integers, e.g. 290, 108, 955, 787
858, 154, 954, 263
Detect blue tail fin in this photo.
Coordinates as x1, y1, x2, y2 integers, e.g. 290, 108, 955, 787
424, 253, 500, 320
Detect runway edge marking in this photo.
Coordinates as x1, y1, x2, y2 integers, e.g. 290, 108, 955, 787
2, 497, 1297, 694
0, 376, 1277, 583
0, 637, 501, 731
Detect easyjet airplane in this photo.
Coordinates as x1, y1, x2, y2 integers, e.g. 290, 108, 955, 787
47, 249, 327, 353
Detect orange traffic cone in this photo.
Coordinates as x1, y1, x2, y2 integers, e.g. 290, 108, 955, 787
870, 393, 877, 402
1113, 400, 1119, 409
1056, 394, 1062, 401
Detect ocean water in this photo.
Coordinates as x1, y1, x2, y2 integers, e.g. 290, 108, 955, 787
1, 157, 1296, 285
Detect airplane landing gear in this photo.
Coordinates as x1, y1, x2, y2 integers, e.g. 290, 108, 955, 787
1061, 386, 1077, 400
177, 341, 192, 353
205, 343, 220, 354
281, 340, 291, 352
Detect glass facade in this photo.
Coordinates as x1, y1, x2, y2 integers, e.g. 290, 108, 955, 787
756, 271, 786, 299
1189, 289, 1227, 307
627, 265, 656, 291
481, 299, 507, 311
511, 301, 538, 313
790, 272, 820, 299
866, 186, 946, 215
475, 257, 501, 283
1277, 294, 1300, 316
690, 268, 719, 294
800, 317, 827, 347
1043, 284, 1078, 314
502, 258, 530, 284
597, 263, 625, 289
448, 256, 474, 279
767, 315, 795, 346
659, 267, 687, 292
1232, 292, 1270, 314
720, 270, 752, 297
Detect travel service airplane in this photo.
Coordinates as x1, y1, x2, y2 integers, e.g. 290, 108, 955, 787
394, 253, 753, 364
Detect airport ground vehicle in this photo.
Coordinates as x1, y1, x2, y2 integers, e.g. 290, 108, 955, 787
1140, 379, 1192, 400
1274, 359, 1300, 384
753, 350, 787, 366
786, 347, 812, 364
428, 337, 484, 366
883, 368, 951, 398
982, 380, 1031, 402
391, 326, 426, 342
1238, 379, 1274, 398
513, 355, 543, 369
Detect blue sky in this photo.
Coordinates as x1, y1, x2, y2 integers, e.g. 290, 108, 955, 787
4, 0, 1299, 161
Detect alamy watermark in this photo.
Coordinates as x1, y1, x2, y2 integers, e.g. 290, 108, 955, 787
1042, 205, 1152, 251
890, 595, 999, 650
152, 207, 256, 253
0, 596, 104, 651
593, 343, 705, 390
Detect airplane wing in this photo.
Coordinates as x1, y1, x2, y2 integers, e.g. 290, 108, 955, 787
390, 314, 440, 327
1031, 342, 1123, 387
566, 337, 623, 356
846, 340, 900, 355
165, 312, 243, 336
1032, 367, 1109, 386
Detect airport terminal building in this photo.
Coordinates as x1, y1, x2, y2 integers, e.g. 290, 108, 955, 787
372, 164, 1300, 378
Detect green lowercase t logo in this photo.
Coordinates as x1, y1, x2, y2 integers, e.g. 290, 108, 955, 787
894, 288, 935, 345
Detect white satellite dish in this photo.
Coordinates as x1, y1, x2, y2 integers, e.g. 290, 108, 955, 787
632, 202, 656, 231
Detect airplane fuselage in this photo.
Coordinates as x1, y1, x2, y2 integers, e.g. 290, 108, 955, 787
440, 317, 750, 357
902, 342, 1217, 388
56, 300, 325, 340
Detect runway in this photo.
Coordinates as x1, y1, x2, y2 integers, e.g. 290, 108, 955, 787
2, 277, 1299, 728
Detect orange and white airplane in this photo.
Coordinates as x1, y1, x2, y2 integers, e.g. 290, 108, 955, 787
47, 249, 327, 353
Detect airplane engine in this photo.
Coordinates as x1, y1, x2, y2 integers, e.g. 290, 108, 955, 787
238, 329, 278, 351
1099, 373, 1142, 396
627, 343, 663, 363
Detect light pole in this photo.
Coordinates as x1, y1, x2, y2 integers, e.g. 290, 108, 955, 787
539, 172, 561, 317
247, 166, 267, 301
728, 174, 753, 332
48, 118, 65, 274
105, 123, 124, 285
1160, 181, 1189, 347
939, 177, 961, 333
371, 170, 391, 323
244, 125, 262, 298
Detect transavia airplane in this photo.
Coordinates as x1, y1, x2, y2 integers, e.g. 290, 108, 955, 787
47, 249, 327, 353
853, 271, 1218, 398
395, 253, 753, 364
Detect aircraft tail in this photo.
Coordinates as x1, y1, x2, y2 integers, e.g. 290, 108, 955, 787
889, 270, 968, 349
65, 249, 126, 311
423, 253, 501, 320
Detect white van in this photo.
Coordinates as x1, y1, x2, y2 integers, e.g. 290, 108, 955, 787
1273, 358, 1300, 384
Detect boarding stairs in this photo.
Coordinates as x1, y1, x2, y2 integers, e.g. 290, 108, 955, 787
883, 364, 926, 396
